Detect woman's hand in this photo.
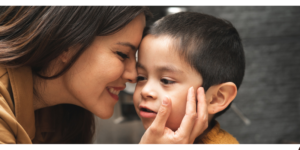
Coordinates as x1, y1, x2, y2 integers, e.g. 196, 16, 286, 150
139, 87, 208, 144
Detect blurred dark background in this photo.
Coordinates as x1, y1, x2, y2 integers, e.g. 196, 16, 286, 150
95, 6, 300, 144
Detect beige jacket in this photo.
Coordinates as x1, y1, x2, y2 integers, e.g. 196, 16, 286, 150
0, 66, 35, 143
0, 65, 89, 143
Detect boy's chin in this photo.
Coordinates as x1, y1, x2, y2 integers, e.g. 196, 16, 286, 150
142, 120, 155, 130
143, 123, 151, 130
143, 121, 179, 132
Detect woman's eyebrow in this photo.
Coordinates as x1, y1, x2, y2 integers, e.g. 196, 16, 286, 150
117, 42, 137, 51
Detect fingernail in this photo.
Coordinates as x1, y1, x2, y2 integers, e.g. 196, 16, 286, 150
198, 87, 203, 92
162, 97, 169, 106
189, 86, 194, 93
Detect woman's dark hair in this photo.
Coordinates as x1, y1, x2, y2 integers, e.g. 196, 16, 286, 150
148, 12, 245, 119
0, 6, 151, 78
0, 6, 151, 143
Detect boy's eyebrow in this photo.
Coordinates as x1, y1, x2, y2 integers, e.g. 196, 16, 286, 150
157, 65, 184, 74
116, 42, 137, 51
136, 62, 145, 70
136, 62, 183, 74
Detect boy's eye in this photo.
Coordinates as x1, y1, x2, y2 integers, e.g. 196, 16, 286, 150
137, 76, 146, 82
116, 51, 129, 59
160, 78, 175, 85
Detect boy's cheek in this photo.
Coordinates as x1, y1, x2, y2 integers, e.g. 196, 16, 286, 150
166, 110, 186, 131
164, 94, 187, 131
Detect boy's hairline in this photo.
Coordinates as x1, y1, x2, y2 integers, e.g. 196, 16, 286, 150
145, 33, 204, 75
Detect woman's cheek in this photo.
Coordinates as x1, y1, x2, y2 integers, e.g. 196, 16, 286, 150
104, 59, 125, 81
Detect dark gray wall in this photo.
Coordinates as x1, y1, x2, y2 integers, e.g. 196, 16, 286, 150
187, 6, 300, 144
95, 6, 300, 144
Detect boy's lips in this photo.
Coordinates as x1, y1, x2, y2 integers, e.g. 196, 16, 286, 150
139, 106, 157, 118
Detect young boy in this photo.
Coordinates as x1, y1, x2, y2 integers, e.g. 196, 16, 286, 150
133, 12, 245, 144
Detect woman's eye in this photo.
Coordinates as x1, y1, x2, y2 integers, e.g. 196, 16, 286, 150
160, 79, 175, 85
136, 76, 146, 82
117, 51, 129, 59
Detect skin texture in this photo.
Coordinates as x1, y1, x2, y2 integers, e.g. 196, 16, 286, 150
133, 34, 203, 131
33, 13, 146, 119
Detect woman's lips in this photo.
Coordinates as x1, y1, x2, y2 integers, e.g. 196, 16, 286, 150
106, 87, 125, 101
139, 106, 157, 118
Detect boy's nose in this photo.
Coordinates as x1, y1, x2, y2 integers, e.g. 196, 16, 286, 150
141, 83, 157, 100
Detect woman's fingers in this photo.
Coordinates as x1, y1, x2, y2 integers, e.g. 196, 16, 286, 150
140, 87, 208, 144
175, 87, 197, 140
190, 87, 208, 142
147, 97, 172, 136
139, 97, 172, 144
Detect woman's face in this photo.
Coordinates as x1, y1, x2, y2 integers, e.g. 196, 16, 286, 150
62, 13, 146, 119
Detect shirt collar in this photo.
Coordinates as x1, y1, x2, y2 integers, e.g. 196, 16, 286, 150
7, 66, 35, 140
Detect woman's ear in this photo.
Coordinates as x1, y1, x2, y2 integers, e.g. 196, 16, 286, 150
59, 47, 76, 63
205, 82, 237, 115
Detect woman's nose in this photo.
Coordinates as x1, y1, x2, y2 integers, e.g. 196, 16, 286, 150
141, 82, 157, 100
122, 59, 137, 83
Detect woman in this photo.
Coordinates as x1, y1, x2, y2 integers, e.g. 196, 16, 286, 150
0, 6, 208, 144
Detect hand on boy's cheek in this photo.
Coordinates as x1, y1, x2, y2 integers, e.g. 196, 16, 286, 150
163, 87, 199, 131
140, 87, 208, 144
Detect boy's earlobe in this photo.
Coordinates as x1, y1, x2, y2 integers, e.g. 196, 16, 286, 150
206, 82, 237, 115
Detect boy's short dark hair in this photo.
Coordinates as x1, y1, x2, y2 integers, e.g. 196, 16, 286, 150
147, 12, 245, 118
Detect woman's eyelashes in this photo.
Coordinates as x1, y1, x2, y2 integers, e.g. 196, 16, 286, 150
160, 78, 175, 85
116, 51, 129, 60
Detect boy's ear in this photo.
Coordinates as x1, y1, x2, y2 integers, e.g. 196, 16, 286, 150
205, 82, 237, 115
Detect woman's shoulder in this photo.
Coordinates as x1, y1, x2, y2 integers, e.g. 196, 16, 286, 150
0, 66, 32, 144
0, 66, 15, 119
0, 66, 17, 143
0, 66, 13, 110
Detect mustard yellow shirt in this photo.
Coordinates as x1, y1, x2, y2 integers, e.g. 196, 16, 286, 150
199, 120, 239, 144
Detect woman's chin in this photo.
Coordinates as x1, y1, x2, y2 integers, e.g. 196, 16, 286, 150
95, 110, 114, 119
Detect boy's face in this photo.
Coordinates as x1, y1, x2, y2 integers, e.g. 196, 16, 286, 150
133, 35, 203, 131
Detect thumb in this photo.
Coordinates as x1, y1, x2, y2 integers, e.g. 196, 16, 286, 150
148, 97, 172, 134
